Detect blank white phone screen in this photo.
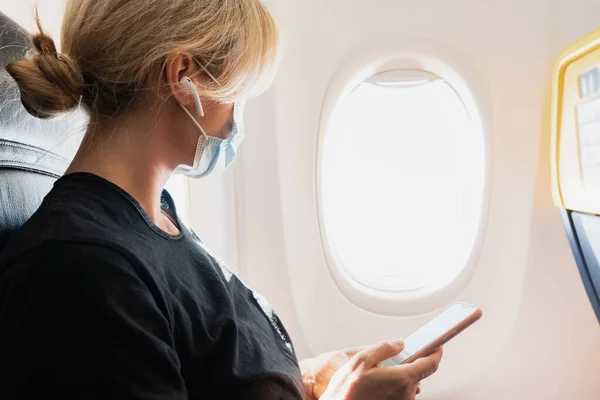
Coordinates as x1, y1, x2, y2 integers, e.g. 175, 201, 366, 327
379, 303, 477, 367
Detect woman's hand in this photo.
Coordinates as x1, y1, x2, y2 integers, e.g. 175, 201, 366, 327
301, 340, 442, 400
300, 346, 366, 399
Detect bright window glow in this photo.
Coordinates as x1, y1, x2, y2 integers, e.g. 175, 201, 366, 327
321, 71, 485, 292
165, 175, 190, 223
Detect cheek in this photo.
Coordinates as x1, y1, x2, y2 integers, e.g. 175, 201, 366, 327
167, 111, 201, 156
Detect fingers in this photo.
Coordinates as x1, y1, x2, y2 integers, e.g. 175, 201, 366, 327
342, 346, 369, 358
351, 339, 405, 369
404, 347, 443, 381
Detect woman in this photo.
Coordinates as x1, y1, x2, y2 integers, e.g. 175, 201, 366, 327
0, 1, 442, 399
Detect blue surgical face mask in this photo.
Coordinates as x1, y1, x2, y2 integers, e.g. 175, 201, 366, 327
175, 101, 246, 179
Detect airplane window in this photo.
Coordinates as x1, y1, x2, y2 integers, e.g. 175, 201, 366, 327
320, 69, 485, 292
164, 175, 190, 223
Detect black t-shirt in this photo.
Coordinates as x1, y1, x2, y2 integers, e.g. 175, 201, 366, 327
0, 173, 304, 399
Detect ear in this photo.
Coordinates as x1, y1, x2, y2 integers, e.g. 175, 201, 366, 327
164, 52, 206, 107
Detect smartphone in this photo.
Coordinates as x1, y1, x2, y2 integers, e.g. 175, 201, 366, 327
379, 302, 483, 367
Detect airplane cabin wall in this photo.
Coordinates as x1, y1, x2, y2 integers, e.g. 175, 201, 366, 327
237, 0, 600, 399
2, 1, 600, 399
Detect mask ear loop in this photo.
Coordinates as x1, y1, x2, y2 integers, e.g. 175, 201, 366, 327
180, 59, 224, 170
180, 104, 209, 170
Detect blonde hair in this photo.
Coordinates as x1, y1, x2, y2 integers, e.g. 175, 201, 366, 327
7, 0, 280, 119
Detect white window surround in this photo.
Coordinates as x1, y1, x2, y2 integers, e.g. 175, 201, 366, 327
315, 35, 492, 315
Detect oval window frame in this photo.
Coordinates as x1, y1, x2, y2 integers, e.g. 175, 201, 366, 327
316, 36, 492, 315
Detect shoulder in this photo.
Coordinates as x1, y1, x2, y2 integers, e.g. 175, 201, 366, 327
2, 210, 129, 268
1, 240, 155, 307
7, 239, 133, 275
3, 175, 148, 262
0, 239, 174, 338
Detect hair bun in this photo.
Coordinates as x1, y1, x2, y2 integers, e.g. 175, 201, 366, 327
6, 17, 84, 119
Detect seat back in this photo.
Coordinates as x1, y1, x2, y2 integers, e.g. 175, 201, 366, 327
552, 27, 600, 324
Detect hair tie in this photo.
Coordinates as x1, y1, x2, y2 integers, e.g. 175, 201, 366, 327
32, 35, 58, 58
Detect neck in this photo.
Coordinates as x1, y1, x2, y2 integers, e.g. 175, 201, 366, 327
65, 112, 180, 230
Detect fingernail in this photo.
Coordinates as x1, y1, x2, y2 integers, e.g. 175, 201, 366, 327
392, 339, 404, 350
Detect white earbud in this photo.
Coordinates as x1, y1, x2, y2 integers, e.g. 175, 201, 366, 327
179, 76, 204, 117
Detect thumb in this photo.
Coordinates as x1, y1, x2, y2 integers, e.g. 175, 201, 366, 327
351, 339, 405, 370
